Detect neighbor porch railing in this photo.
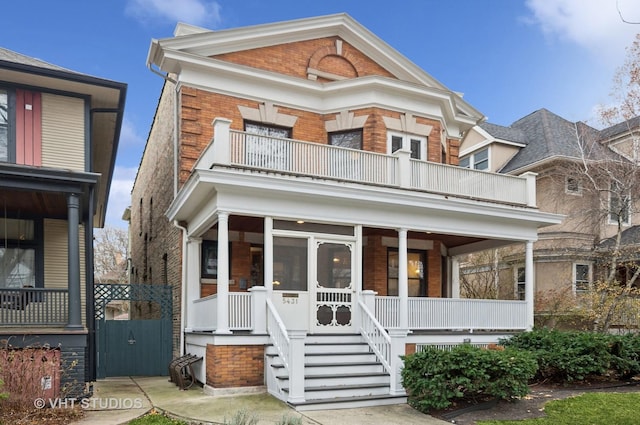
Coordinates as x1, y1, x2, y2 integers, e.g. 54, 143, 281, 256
201, 119, 537, 207
375, 296, 528, 331
0, 288, 68, 326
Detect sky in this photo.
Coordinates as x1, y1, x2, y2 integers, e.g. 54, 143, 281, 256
2, 0, 640, 229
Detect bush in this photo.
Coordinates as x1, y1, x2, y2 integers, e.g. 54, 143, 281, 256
401, 344, 537, 412
502, 329, 640, 382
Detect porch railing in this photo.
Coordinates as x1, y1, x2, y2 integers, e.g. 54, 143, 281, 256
375, 296, 528, 331
266, 299, 290, 370
202, 120, 535, 207
0, 288, 68, 326
358, 300, 392, 373
191, 292, 254, 331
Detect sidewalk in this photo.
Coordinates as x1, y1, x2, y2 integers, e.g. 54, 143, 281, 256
76, 376, 449, 425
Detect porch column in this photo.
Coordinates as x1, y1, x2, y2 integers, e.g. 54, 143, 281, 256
66, 193, 82, 330
451, 256, 460, 298
287, 330, 306, 404
185, 237, 202, 331
525, 241, 535, 330
264, 216, 274, 294
398, 228, 409, 330
389, 329, 409, 395
216, 211, 231, 334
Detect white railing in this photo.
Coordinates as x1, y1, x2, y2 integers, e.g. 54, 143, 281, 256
191, 295, 218, 331
358, 300, 392, 373
266, 298, 290, 370
375, 296, 400, 328
410, 159, 529, 205
229, 292, 253, 330
229, 130, 398, 186
375, 296, 528, 331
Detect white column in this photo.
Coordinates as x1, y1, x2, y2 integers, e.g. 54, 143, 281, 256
388, 329, 409, 395
354, 225, 363, 330
264, 217, 274, 294
398, 228, 409, 330
451, 256, 460, 298
521, 172, 538, 207
216, 211, 231, 334
525, 241, 535, 330
185, 237, 202, 331
394, 149, 412, 189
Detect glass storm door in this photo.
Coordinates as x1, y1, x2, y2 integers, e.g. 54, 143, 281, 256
312, 240, 355, 333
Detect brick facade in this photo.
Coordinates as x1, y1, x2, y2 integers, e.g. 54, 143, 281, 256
205, 344, 265, 388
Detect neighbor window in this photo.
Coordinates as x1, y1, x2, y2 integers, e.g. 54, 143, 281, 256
609, 182, 630, 225
574, 263, 591, 293
329, 129, 362, 150
0, 218, 41, 288
388, 132, 426, 160
459, 147, 489, 170
516, 267, 525, 300
566, 177, 582, 195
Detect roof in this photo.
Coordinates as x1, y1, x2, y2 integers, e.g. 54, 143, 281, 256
598, 225, 640, 250
0, 47, 77, 74
599, 115, 640, 140
478, 122, 528, 145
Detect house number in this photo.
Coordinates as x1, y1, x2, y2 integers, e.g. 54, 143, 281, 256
283, 297, 298, 304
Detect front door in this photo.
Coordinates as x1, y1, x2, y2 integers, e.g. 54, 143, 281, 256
312, 239, 355, 333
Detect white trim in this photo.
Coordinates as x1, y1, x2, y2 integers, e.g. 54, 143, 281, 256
387, 131, 427, 160
459, 146, 490, 171
238, 102, 298, 128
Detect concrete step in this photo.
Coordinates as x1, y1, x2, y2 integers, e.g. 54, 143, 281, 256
283, 382, 390, 399
288, 394, 408, 411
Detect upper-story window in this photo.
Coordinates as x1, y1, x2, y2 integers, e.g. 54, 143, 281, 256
245, 121, 291, 139
459, 147, 489, 170
329, 129, 362, 150
0, 87, 42, 166
609, 182, 630, 225
388, 132, 426, 160
566, 177, 582, 195
574, 263, 591, 293
244, 121, 292, 169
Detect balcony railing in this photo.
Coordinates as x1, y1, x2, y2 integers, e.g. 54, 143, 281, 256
0, 288, 68, 326
375, 296, 528, 331
202, 119, 536, 207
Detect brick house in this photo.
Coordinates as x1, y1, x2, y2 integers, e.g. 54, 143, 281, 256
459, 109, 640, 325
0, 47, 126, 395
130, 14, 560, 409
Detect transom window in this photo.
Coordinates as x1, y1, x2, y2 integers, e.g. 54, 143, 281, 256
460, 147, 489, 170
388, 132, 426, 160
329, 129, 362, 150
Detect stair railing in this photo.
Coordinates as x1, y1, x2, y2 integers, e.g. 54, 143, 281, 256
358, 299, 392, 373
266, 298, 290, 370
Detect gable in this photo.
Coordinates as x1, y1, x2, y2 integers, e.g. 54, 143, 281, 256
213, 37, 396, 82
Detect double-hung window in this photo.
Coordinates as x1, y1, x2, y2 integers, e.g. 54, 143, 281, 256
388, 132, 426, 160
460, 147, 489, 170
574, 263, 591, 293
0, 218, 42, 288
516, 267, 525, 300
609, 182, 630, 225
244, 121, 292, 170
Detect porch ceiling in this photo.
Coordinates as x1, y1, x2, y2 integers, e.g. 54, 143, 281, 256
0, 188, 68, 219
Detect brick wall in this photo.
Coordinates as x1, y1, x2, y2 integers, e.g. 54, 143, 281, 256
205, 344, 264, 388
405, 343, 417, 356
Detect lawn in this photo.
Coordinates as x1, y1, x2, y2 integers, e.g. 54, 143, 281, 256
479, 392, 640, 425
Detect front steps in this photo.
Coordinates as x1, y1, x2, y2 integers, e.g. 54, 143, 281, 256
266, 334, 407, 411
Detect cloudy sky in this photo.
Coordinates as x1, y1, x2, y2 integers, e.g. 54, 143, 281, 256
2, 0, 639, 228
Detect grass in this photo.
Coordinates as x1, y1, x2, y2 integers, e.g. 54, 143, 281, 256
479, 392, 640, 425
127, 410, 187, 425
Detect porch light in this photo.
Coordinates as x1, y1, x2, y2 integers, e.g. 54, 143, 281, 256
296, 220, 305, 224
333, 257, 340, 263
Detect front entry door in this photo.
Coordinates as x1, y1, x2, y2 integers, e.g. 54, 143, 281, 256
312, 240, 355, 333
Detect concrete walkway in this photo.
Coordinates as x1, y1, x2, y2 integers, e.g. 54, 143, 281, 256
76, 376, 449, 425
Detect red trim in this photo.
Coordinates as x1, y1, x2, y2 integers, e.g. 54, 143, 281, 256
16, 89, 25, 164
32, 92, 42, 166
15, 89, 42, 166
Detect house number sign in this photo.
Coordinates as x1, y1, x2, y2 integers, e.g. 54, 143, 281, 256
282, 293, 299, 304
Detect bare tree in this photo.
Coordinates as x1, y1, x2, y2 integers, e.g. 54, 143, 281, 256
460, 249, 500, 300
94, 226, 128, 284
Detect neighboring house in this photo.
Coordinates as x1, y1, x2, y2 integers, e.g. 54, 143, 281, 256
460, 109, 640, 323
0, 48, 126, 396
130, 14, 560, 410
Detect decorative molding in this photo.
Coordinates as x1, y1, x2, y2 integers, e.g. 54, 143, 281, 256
383, 113, 432, 136
325, 110, 369, 132
237, 102, 298, 127
307, 39, 359, 81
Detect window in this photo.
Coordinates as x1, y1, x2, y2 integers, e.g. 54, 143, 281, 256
566, 177, 582, 195
0, 218, 41, 288
388, 132, 426, 160
609, 182, 630, 225
574, 263, 591, 293
329, 129, 362, 150
272, 237, 307, 291
201, 240, 232, 279
245, 121, 291, 139
0, 87, 42, 165
387, 249, 427, 297
244, 121, 292, 169
460, 147, 489, 170
516, 267, 525, 300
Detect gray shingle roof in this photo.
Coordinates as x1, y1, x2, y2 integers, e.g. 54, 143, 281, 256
0, 46, 85, 76
599, 115, 640, 140
478, 122, 528, 145
598, 225, 640, 250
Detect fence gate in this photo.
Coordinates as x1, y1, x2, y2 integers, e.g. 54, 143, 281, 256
95, 284, 172, 378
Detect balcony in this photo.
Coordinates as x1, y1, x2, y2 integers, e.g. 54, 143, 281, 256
200, 118, 537, 208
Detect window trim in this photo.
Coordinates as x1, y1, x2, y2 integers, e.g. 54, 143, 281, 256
387, 131, 427, 160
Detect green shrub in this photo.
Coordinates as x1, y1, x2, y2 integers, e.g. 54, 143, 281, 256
502, 329, 640, 382
224, 409, 258, 425
401, 344, 537, 412
275, 415, 303, 425
0, 377, 8, 402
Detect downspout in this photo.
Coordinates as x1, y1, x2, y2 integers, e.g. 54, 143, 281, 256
173, 220, 189, 355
